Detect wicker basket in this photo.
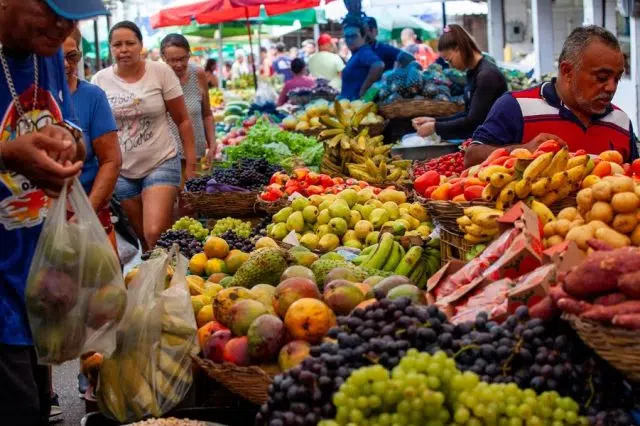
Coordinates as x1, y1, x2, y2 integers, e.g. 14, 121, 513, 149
192, 356, 278, 405
426, 200, 494, 236
562, 314, 640, 382
379, 99, 464, 120
180, 191, 263, 218
256, 196, 290, 215
548, 196, 577, 215
440, 227, 475, 265
364, 120, 387, 137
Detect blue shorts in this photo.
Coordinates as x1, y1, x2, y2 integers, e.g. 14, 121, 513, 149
115, 155, 181, 200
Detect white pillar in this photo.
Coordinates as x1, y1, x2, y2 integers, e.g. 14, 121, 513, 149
531, 0, 554, 79
603, 0, 617, 33
583, 0, 603, 26
487, 0, 504, 61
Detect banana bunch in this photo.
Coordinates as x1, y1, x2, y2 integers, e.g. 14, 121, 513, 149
97, 306, 197, 423
353, 233, 441, 288
318, 100, 378, 139
479, 148, 592, 210
457, 206, 504, 243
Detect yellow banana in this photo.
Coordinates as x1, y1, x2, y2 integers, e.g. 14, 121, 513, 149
347, 167, 376, 182
464, 233, 493, 244
515, 179, 532, 199
374, 145, 392, 156
490, 172, 515, 188
566, 165, 586, 184
530, 199, 556, 224
456, 215, 473, 227
378, 161, 387, 180
482, 184, 501, 202
567, 154, 589, 169
339, 135, 351, 150
548, 171, 568, 191
97, 359, 128, 422
531, 177, 550, 197
472, 211, 503, 228
542, 147, 569, 177
497, 181, 517, 203
465, 223, 499, 238
387, 168, 402, 181
351, 140, 365, 154
523, 152, 554, 181
538, 190, 559, 206
334, 100, 350, 127
351, 102, 376, 127
319, 115, 344, 129
365, 158, 379, 178
478, 165, 511, 182
319, 128, 344, 139
326, 133, 342, 148
391, 159, 412, 169
557, 184, 572, 200
464, 205, 499, 219
369, 135, 385, 146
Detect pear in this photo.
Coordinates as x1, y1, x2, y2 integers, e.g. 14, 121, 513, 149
354, 220, 374, 239
329, 199, 350, 219
365, 231, 380, 246
360, 204, 375, 220
357, 188, 375, 204
286, 211, 305, 232
370, 208, 390, 229
328, 217, 348, 236
302, 205, 319, 224
382, 201, 400, 220
316, 224, 331, 237
409, 203, 428, 222
300, 233, 319, 250
273, 207, 293, 223
343, 239, 362, 249
318, 200, 332, 212
270, 223, 288, 239
348, 210, 362, 228
318, 234, 340, 252
342, 230, 359, 243
291, 197, 310, 211
317, 209, 331, 225
378, 188, 406, 204
416, 225, 432, 237
365, 199, 383, 208
352, 204, 364, 215
309, 195, 324, 206
338, 188, 358, 208
401, 214, 421, 231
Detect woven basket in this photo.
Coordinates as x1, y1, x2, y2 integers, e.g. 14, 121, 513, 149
426, 200, 494, 236
379, 99, 464, 119
180, 191, 262, 218
548, 196, 577, 215
256, 196, 290, 215
192, 356, 278, 405
562, 314, 640, 382
440, 227, 475, 265
364, 120, 387, 137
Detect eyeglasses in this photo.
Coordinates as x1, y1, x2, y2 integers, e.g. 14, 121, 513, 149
64, 50, 82, 64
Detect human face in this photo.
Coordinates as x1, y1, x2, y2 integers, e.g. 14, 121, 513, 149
563, 41, 625, 115
62, 37, 81, 81
344, 27, 364, 52
0, 0, 76, 56
162, 45, 190, 79
110, 28, 143, 68
439, 49, 465, 70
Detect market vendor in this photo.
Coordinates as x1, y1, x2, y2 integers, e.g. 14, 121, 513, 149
341, 16, 385, 101
364, 17, 405, 71
277, 58, 316, 106
412, 24, 508, 141
465, 26, 638, 166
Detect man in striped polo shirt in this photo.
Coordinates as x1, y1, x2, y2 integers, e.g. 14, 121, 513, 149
465, 26, 638, 167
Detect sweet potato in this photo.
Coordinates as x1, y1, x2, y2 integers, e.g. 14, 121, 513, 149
549, 285, 570, 303
586, 239, 613, 252
563, 247, 640, 297
557, 298, 593, 315
581, 300, 640, 322
618, 271, 640, 298
529, 296, 556, 320
612, 313, 640, 329
593, 293, 627, 306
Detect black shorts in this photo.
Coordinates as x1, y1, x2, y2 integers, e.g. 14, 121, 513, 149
0, 344, 51, 426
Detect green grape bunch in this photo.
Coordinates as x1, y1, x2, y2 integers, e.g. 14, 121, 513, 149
172, 216, 209, 241
211, 217, 253, 238
320, 349, 588, 426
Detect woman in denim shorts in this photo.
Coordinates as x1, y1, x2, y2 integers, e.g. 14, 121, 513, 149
93, 21, 196, 250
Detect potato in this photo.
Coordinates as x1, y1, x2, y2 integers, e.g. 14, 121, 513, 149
635, 185, 640, 199
611, 192, 640, 213
631, 224, 640, 246
557, 207, 578, 222
587, 220, 608, 232
554, 219, 571, 237
546, 235, 564, 247
543, 221, 556, 238
606, 175, 635, 193
569, 219, 585, 228
612, 213, 639, 234
577, 188, 594, 213
595, 227, 631, 248
590, 202, 614, 223
592, 180, 612, 202
565, 225, 594, 250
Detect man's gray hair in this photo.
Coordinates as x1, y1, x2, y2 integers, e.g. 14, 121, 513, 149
558, 25, 620, 67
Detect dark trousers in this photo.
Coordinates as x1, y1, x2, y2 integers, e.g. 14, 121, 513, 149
0, 344, 51, 426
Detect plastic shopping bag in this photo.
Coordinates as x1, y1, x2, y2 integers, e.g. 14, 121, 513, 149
25, 178, 126, 365
97, 245, 198, 423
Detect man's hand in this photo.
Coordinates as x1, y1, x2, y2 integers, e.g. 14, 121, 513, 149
2, 133, 83, 196
39, 125, 81, 163
411, 117, 435, 127
522, 133, 568, 153
414, 121, 436, 137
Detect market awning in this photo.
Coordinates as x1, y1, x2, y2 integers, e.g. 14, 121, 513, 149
151, 0, 333, 28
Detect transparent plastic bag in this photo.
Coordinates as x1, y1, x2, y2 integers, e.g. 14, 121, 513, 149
97, 245, 198, 423
254, 81, 277, 105
25, 178, 125, 365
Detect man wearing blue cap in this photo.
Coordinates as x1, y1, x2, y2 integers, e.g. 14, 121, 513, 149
0, 0, 108, 423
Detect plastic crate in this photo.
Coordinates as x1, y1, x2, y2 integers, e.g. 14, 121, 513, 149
81, 407, 259, 426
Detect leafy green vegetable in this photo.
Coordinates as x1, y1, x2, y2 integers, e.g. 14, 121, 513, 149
301, 144, 324, 167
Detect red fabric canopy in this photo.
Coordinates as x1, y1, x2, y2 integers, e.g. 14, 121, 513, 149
151, 0, 333, 29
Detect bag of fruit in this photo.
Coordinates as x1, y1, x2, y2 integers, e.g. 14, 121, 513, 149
97, 245, 198, 423
25, 178, 126, 365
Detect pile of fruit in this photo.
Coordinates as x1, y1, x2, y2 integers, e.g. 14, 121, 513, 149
207, 88, 224, 108
412, 148, 467, 178
287, 79, 339, 105
171, 217, 209, 241
185, 158, 283, 193
456, 205, 504, 244
282, 99, 384, 133
553, 246, 640, 328
265, 188, 430, 251
257, 299, 633, 425
313, 100, 411, 184
213, 101, 250, 128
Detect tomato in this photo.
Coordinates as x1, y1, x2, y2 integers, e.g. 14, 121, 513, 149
631, 159, 640, 176
319, 174, 334, 187
293, 168, 309, 180
503, 158, 517, 169
305, 172, 320, 185
536, 140, 561, 153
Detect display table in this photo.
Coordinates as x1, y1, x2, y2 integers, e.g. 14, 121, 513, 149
391, 133, 461, 160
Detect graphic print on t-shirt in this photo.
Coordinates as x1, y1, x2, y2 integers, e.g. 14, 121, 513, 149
0, 85, 59, 230
108, 91, 153, 153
